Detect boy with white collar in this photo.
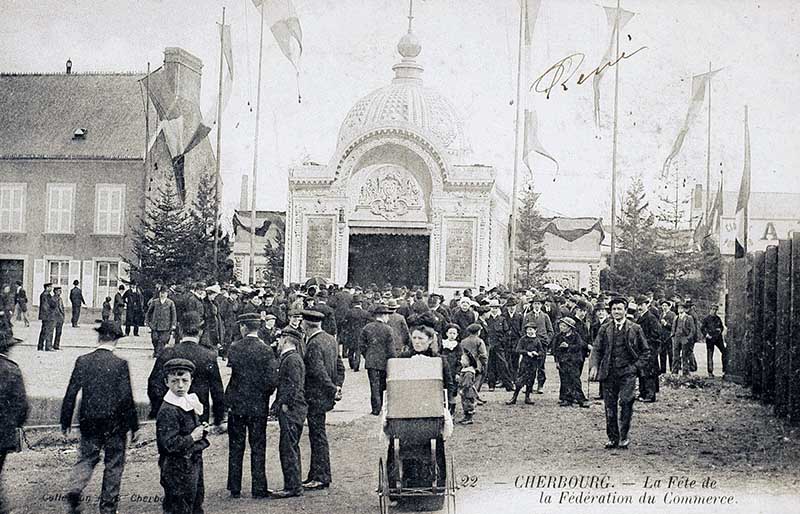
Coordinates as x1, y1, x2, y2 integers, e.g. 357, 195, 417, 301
156, 358, 210, 513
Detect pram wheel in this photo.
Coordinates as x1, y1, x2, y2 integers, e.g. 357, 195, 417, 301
378, 457, 390, 514
446, 455, 457, 514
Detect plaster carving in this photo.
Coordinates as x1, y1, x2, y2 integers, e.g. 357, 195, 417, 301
358, 166, 423, 220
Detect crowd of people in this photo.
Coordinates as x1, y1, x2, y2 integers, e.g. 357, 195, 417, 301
0, 278, 729, 514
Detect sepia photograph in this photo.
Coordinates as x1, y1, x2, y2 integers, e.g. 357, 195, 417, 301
0, 0, 799, 512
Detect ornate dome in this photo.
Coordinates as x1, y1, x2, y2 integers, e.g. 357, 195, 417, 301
336, 30, 472, 161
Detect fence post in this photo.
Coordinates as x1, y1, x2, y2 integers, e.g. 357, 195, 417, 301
790, 233, 800, 424
743, 253, 754, 386
752, 251, 765, 398
762, 245, 778, 404
774, 239, 791, 417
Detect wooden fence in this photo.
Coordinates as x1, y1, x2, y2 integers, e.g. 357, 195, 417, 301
725, 232, 800, 424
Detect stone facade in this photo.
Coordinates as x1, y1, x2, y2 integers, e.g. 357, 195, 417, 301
285, 27, 509, 295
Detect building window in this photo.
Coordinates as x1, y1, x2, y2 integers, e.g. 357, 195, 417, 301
95, 261, 119, 306
48, 260, 70, 288
0, 183, 25, 233
95, 184, 125, 235
47, 184, 75, 234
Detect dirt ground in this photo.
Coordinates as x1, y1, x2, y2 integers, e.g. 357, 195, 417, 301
4, 353, 800, 514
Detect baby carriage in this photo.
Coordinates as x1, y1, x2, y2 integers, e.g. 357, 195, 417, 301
377, 356, 457, 513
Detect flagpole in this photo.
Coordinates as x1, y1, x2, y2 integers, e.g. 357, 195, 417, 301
508, 0, 525, 288
609, 0, 621, 288
213, 6, 226, 283
743, 105, 748, 254
143, 61, 150, 217
705, 60, 712, 217
250, 4, 266, 284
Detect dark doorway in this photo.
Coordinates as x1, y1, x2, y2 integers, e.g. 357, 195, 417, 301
348, 234, 429, 288
0, 259, 24, 288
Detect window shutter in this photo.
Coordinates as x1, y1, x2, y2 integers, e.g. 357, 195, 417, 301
82, 260, 94, 307
69, 260, 81, 290
63, 188, 73, 232
32, 259, 45, 306
111, 189, 122, 234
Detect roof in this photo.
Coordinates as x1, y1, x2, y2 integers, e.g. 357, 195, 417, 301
0, 73, 153, 160
721, 191, 800, 220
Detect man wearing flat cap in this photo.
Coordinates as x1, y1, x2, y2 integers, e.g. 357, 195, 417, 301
0, 312, 28, 514
148, 311, 226, 426
589, 297, 650, 449
61, 320, 138, 514
301, 309, 345, 490
224, 312, 279, 499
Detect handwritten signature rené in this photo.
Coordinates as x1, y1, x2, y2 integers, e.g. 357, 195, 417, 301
531, 44, 647, 99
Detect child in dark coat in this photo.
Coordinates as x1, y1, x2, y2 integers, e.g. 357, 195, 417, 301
440, 324, 462, 416
457, 352, 478, 425
507, 323, 544, 405
156, 358, 210, 514
101, 297, 112, 322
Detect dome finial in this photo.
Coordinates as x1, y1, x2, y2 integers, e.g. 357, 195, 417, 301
396, 0, 421, 61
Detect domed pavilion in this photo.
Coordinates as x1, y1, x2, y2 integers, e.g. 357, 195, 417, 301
285, 20, 510, 293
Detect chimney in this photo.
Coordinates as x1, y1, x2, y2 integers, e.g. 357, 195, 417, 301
162, 47, 203, 101
66, 58, 72, 74
240, 175, 249, 211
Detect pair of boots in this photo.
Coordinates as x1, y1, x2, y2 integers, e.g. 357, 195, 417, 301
458, 413, 474, 425
506, 386, 535, 405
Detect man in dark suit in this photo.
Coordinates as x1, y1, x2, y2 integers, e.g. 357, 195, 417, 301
37, 282, 56, 351
272, 328, 307, 499
332, 286, 353, 346
123, 283, 145, 337
145, 286, 177, 358
69, 280, 86, 328
52, 286, 66, 350
312, 290, 337, 337
340, 295, 372, 371
225, 313, 278, 499
147, 311, 226, 426
634, 295, 661, 402
360, 305, 397, 415
385, 299, 411, 354
60, 321, 139, 514
589, 297, 650, 450
112, 285, 126, 329
0, 313, 28, 514
301, 310, 345, 491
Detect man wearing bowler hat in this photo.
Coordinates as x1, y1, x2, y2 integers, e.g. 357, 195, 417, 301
0, 312, 28, 514
225, 312, 278, 499
301, 310, 345, 490
360, 305, 397, 415
61, 320, 139, 514
589, 297, 650, 449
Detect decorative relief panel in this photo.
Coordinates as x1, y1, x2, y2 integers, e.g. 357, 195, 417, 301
304, 216, 335, 280
542, 271, 580, 291
443, 218, 476, 285
357, 165, 423, 220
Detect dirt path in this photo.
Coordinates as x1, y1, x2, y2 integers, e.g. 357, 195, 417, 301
4, 362, 799, 513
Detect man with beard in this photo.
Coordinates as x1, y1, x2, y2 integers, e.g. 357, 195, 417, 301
589, 297, 650, 449
634, 296, 661, 402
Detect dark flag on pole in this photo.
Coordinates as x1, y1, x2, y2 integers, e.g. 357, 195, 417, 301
734, 106, 751, 259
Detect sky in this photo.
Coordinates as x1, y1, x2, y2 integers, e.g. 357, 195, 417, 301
2, 0, 799, 223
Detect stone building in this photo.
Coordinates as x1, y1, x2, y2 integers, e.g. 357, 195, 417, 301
0, 48, 215, 306
284, 25, 510, 295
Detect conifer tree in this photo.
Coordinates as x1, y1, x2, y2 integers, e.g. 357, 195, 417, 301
515, 183, 549, 289
187, 170, 234, 283
125, 181, 193, 292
